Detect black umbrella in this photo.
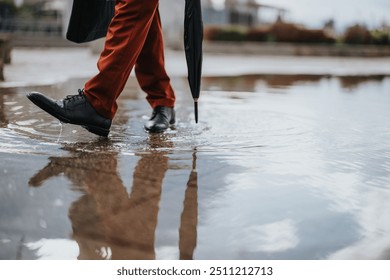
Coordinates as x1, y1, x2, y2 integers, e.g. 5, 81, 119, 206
184, 0, 203, 123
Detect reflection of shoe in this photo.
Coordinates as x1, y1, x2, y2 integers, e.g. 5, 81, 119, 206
144, 106, 175, 133
27, 89, 112, 137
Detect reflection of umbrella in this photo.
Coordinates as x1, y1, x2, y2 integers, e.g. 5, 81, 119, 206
179, 152, 198, 260
184, 0, 203, 123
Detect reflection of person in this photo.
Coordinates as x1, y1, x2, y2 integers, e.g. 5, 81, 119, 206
27, 1, 175, 137
28, 143, 198, 260
70, 151, 167, 259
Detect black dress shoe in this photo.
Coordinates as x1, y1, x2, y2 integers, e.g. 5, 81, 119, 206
144, 106, 175, 133
27, 89, 112, 137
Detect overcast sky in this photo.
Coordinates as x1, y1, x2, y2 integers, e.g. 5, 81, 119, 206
212, 0, 390, 30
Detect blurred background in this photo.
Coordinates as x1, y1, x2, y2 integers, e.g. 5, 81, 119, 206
1, 0, 390, 79
1, 0, 390, 49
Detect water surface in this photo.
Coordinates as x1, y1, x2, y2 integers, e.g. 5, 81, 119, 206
1, 74, 390, 260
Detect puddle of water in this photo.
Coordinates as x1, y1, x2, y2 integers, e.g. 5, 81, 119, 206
1, 75, 390, 260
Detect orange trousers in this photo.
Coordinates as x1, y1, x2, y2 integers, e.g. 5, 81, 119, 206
84, 0, 175, 120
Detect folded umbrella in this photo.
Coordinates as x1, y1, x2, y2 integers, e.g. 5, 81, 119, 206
184, 0, 203, 123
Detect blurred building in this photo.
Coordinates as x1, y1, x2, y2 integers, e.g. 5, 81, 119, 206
204, 0, 287, 28
159, 0, 185, 48
2, 0, 65, 39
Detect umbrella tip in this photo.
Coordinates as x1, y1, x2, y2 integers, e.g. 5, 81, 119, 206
194, 100, 198, 124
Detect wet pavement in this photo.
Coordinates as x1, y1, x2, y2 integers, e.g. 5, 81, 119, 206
1, 48, 390, 260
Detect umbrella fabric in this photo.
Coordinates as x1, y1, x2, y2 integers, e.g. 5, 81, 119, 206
66, 0, 115, 43
184, 0, 203, 123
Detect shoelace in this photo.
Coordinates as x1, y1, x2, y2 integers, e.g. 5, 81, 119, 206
64, 89, 85, 102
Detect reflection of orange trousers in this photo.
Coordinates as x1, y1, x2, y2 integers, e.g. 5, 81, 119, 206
84, 0, 175, 120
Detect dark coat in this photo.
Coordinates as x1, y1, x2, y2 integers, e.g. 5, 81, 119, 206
66, 0, 115, 43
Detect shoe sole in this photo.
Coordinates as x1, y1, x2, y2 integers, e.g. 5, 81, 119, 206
27, 93, 110, 137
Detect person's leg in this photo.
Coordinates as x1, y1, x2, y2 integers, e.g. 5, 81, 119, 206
84, 0, 160, 120
135, 9, 176, 133
26, 0, 171, 136
134, 10, 175, 109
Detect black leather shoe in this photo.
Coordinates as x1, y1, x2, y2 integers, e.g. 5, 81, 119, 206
144, 106, 175, 133
27, 89, 112, 137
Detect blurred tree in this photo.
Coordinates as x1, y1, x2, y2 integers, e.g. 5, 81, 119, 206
343, 24, 373, 44
323, 19, 336, 40
370, 23, 390, 45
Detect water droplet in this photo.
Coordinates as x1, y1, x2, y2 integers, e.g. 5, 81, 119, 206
53, 199, 63, 207
56, 123, 63, 143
